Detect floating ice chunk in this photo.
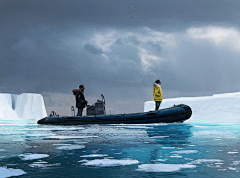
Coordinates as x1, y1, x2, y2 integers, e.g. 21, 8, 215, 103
137, 163, 196, 172
82, 159, 139, 167
18, 153, 49, 160
0, 149, 6, 152
52, 144, 72, 146
80, 154, 108, 158
0, 167, 26, 178
33, 161, 48, 164
56, 145, 85, 150
150, 136, 169, 138
28, 163, 61, 168
228, 167, 237, 171
162, 147, 175, 149
155, 159, 167, 162
232, 161, 240, 165
228, 152, 238, 154
170, 155, 182, 158
46, 135, 97, 139
190, 159, 223, 164
171, 150, 198, 154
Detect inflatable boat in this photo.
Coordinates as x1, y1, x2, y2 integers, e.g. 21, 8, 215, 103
37, 95, 192, 125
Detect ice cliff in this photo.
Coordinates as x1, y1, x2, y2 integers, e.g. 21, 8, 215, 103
0, 93, 47, 120
144, 92, 240, 123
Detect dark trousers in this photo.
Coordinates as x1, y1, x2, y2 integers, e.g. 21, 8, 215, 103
155, 101, 161, 110
77, 108, 83, 116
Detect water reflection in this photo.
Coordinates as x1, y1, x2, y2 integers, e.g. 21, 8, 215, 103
146, 124, 193, 147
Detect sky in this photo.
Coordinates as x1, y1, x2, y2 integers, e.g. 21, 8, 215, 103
1, 0, 240, 115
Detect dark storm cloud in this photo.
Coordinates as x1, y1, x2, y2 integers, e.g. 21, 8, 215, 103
2, 0, 240, 30
84, 43, 103, 55
1, 0, 240, 114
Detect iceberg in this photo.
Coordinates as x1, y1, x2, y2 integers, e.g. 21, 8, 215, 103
0, 93, 47, 120
144, 92, 240, 123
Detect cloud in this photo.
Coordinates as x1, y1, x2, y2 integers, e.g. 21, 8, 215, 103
187, 27, 240, 53
84, 43, 103, 55
1, 0, 240, 115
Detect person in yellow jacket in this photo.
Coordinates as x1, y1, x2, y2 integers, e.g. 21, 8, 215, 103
153, 79, 162, 110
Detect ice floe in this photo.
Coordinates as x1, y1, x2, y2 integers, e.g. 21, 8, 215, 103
80, 154, 108, 158
82, 159, 139, 167
0, 167, 26, 178
28, 163, 61, 168
232, 161, 240, 165
18, 153, 49, 160
46, 135, 97, 139
228, 152, 238, 154
56, 145, 85, 150
171, 150, 198, 154
190, 159, 223, 164
137, 163, 196, 172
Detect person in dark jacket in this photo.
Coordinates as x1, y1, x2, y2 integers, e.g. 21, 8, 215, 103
73, 85, 87, 116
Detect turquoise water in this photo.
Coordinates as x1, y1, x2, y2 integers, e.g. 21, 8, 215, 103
0, 120, 239, 178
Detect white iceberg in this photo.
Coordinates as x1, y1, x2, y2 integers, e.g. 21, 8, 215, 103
144, 92, 240, 122
0, 93, 47, 120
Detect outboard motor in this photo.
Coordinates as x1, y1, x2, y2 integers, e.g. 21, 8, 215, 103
87, 94, 106, 116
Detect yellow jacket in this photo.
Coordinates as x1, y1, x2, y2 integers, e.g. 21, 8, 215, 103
153, 83, 162, 101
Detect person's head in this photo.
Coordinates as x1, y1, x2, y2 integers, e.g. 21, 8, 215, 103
155, 79, 161, 85
79, 85, 85, 91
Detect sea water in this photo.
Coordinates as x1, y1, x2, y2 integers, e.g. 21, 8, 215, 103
0, 120, 239, 178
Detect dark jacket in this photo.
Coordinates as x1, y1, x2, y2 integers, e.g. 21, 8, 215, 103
73, 89, 87, 108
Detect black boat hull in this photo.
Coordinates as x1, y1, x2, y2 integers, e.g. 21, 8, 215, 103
37, 104, 192, 125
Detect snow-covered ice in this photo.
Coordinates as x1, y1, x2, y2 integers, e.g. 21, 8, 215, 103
0, 167, 26, 178
170, 150, 198, 154
56, 145, 85, 150
82, 159, 140, 167
0, 93, 47, 120
144, 92, 240, 122
80, 154, 108, 158
28, 163, 61, 168
18, 153, 49, 160
137, 163, 196, 172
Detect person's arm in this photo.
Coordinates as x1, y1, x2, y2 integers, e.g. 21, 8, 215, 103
154, 87, 161, 97
159, 87, 162, 99
77, 93, 84, 103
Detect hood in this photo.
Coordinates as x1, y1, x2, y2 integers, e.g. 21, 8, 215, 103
72, 89, 81, 95
153, 83, 161, 88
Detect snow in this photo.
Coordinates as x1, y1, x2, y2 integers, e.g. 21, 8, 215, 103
18, 153, 49, 160
28, 163, 61, 168
144, 92, 240, 122
137, 163, 196, 172
0, 167, 26, 178
0, 93, 47, 120
190, 159, 223, 164
56, 145, 85, 150
82, 159, 140, 167
80, 154, 108, 158
170, 150, 198, 154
